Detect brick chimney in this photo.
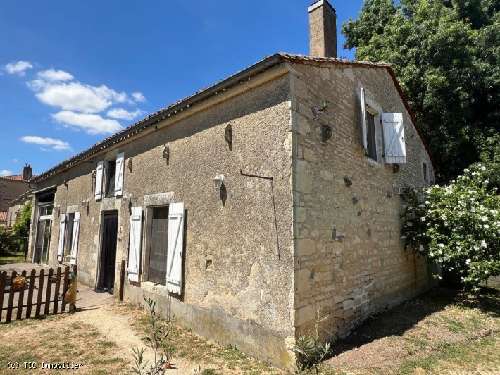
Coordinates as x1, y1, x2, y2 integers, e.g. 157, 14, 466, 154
308, 0, 337, 58
23, 164, 32, 181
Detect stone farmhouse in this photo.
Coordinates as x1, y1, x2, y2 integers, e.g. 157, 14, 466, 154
28, 0, 434, 368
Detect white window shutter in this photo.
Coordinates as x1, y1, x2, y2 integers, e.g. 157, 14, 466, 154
69, 212, 80, 265
382, 113, 406, 164
166, 202, 185, 295
95, 161, 104, 200
360, 87, 368, 152
114, 153, 125, 197
57, 214, 66, 262
128, 207, 143, 282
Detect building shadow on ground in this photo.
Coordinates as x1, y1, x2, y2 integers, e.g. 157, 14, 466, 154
329, 286, 500, 357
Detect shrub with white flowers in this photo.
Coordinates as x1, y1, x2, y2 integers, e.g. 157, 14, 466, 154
402, 162, 500, 290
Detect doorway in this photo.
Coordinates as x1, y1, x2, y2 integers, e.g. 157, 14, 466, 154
34, 218, 51, 264
33, 201, 54, 264
97, 211, 118, 293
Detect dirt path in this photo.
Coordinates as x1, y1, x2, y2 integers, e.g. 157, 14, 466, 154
0, 280, 281, 374
68, 288, 212, 374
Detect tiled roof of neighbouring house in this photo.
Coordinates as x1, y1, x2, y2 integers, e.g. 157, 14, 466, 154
0, 175, 24, 181
31, 53, 431, 183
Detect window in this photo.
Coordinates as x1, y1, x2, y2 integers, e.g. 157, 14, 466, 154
105, 160, 116, 198
63, 213, 75, 258
366, 112, 378, 161
147, 206, 169, 285
39, 204, 53, 217
423, 162, 429, 185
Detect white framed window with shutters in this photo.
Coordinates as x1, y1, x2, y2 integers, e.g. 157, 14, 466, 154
359, 87, 383, 163
56, 211, 80, 264
359, 87, 407, 165
128, 201, 185, 296
94, 152, 125, 201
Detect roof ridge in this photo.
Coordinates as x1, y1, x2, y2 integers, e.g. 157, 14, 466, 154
33, 53, 428, 183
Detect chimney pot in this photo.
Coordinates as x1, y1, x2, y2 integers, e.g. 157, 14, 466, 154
308, 0, 337, 58
23, 164, 32, 181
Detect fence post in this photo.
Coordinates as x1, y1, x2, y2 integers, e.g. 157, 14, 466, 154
16, 270, 27, 320
119, 259, 125, 302
0, 272, 5, 322
35, 269, 44, 318
6, 271, 17, 323
61, 266, 69, 312
53, 267, 62, 314
70, 265, 77, 313
44, 268, 53, 316
26, 269, 36, 319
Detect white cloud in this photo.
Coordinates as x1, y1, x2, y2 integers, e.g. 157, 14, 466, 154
20, 135, 71, 151
31, 81, 129, 114
0, 169, 13, 177
5, 60, 33, 76
132, 92, 146, 102
52, 110, 123, 135
37, 69, 73, 82
106, 108, 143, 121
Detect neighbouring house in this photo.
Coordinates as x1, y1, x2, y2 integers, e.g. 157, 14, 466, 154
27, 1, 434, 368
7, 190, 33, 227
0, 164, 32, 227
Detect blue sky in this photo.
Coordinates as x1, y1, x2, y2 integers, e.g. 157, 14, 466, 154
0, 0, 362, 176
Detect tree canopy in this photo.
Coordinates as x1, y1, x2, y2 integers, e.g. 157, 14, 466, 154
343, 0, 499, 182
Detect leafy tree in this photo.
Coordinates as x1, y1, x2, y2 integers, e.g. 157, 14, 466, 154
0, 227, 15, 256
12, 202, 32, 255
343, 0, 499, 182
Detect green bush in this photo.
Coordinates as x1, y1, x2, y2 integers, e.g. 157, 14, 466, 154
402, 160, 500, 290
11, 202, 31, 253
0, 226, 16, 256
293, 335, 332, 372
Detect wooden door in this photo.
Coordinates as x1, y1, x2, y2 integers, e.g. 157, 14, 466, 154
98, 211, 118, 292
34, 219, 51, 264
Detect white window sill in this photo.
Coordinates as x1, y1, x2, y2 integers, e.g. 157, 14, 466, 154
366, 157, 383, 168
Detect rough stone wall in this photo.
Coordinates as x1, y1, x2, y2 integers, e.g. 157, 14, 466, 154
29, 71, 296, 368
0, 179, 29, 212
289, 62, 434, 340
7, 203, 22, 227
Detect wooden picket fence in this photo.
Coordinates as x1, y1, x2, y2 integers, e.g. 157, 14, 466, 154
0, 265, 77, 323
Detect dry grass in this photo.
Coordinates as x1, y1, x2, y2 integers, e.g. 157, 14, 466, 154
315, 287, 500, 375
0, 315, 127, 374
0, 287, 497, 375
118, 303, 284, 375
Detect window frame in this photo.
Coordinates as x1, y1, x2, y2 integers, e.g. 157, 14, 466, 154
63, 212, 75, 259
144, 205, 170, 285
363, 95, 383, 164
104, 159, 116, 198
423, 162, 429, 185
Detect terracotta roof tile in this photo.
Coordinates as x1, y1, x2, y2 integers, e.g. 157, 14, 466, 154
0, 175, 24, 181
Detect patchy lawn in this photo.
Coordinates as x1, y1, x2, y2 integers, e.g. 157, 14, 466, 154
312, 287, 500, 375
119, 303, 283, 375
0, 300, 283, 374
0, 252, 26, 266
0, 287, 497, 374
0, 315, 127, 374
